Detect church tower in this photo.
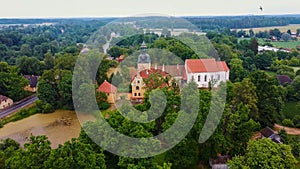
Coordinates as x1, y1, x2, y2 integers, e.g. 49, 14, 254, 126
137, 41, 151, 72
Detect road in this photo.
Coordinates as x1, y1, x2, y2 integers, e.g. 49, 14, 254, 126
0, 96, 38, 118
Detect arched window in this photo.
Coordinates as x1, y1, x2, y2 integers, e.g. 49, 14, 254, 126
137, 80, 140, 83
138, 93, 141, 96
136, 86, 139, 90
134, 93, 137, 96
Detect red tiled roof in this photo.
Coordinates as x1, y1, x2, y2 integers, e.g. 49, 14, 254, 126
186, 59, 229, 73
97, 80, 117, 93
220, 61, 230, 72
139, 68, 168, 79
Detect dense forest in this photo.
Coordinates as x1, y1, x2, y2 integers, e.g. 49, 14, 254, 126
0, 16, 300, 168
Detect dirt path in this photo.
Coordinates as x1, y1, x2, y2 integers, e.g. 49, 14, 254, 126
274, 124, 300, 135
0, 110, 94, 148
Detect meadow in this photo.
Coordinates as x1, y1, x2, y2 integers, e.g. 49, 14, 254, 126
233, 24, 300, 34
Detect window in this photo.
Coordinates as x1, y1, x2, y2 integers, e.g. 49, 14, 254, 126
137, 80, 140, 83
218, 74, 220, 80
138, 93, 141, 96
198, 75, 201, 82
211, 75, 213, 80
107, 93, 110, 96
134, 93, 137, 96
204, 75, 207, 82
136, 86, 139, 90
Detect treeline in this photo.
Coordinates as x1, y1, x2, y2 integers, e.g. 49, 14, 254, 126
186, 15, 300, 31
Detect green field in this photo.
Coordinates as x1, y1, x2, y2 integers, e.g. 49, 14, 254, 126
270, 41, 300, 49
238, 38, 300, 49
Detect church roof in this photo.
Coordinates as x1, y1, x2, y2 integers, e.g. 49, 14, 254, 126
97, 80, 117, 93
185, 59, 229, 73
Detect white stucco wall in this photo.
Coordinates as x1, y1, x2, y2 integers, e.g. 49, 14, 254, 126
186, 71, 229, 88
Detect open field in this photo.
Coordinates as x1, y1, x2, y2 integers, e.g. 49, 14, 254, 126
271, 41, 300, 49
238, 37, 300, 49
233, 24, 300, 33
0, 110, 94, 148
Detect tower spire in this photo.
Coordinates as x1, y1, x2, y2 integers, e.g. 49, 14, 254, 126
141, 41, 147, 53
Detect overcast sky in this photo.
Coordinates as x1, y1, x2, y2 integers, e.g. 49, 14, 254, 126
0, 0, 299, 18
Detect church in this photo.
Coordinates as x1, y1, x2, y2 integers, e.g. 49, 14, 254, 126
130, 41, 230, 102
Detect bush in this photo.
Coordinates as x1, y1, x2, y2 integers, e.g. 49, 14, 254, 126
98, 102, 110, 110
36, 100, 54, 113
293, 115, 300, 128
282, 119, 294, 127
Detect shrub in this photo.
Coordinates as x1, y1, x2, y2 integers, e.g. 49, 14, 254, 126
36, 100, 54, 113
98, 102, 110, 110
293, 115, 300, 128
282, 119, 294, 127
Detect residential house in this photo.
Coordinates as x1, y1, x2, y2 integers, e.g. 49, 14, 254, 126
0, 95, 13, 109
260, 126, 281, 143
97, 80, 118, 104
24, 75, 39, 92
277, 75, 292, 85
258, 45, 290, 53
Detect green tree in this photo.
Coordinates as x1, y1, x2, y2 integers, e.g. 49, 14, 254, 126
249, 71, 285, 127
228, 138, 298, 169
43, 50, 55, 70
17, 56, 43, 75
249, 38, 258, 55
281, 33, 292, 42
45, 139, 106, 169
0, 62, 29, 101
229, 58, 247, 82
6, 135, 51, 169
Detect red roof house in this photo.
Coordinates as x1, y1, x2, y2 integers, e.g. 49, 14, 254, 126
97, 80, 117, 104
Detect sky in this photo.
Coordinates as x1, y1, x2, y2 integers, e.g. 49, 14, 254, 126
0, 0, 299, 18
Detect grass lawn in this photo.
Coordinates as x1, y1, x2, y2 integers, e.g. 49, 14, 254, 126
281, 102, 299, 119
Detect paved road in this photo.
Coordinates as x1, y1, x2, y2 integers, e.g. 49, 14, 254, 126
0, 96, 38, 118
